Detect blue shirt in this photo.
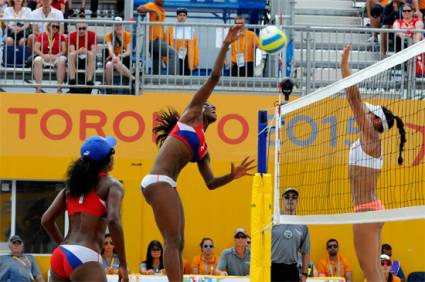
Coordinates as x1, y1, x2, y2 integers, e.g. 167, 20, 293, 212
0, 254, 41, 282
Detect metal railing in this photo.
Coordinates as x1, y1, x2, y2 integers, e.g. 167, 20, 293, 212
0, 18, 423, 97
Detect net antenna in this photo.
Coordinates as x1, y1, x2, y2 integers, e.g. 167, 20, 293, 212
274, 39, 425, 225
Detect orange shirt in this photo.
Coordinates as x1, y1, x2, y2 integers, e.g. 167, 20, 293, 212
145, 2, 166, 41
105, 31, 131, 56
231, 29, 259, 64
419, 0, 425, 10
165, 26, 199, 70
379, 0, 389, 6
317, 255, 351, 278
191, 254, 219, 275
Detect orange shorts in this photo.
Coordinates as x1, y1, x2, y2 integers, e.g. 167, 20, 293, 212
353, 200, 385, 212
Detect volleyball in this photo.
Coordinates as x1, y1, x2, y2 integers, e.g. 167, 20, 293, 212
259, 25, 288, 54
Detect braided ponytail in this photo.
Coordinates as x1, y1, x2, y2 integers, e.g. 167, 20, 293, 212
394, 116, 406, 165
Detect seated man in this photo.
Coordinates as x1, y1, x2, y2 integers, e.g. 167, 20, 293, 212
216, 228, 250, 276
0, 235, 45, 282
317, 239, 352, 282
68, 19, 97, 93
382, 243, 406, 282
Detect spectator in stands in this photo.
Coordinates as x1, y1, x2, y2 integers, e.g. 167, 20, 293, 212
164, 7, 199, 75
216, 228, 250, 276
191, 237, 220, 275
272, 187, 310, 282
366, 0, 387, 42
317, 239, 352, 281
33, 22, 67, 93
227, 15, 259, 77
104, 16, 135, 92
382, 243, 406, 282
137, 0, 179, 75
4, 0, 32, 46
381, 254, 402, 282
101, 233, 120, 275
0, 235, 45, 282
0, 0, 7, 30
139, 240, 165, 275
51, 0, 64, 13
68, 19, 97, 92
382, 0, 422, 54
28, 0, 64, 49
393, 3, 424, 51
420, 0, 425, 18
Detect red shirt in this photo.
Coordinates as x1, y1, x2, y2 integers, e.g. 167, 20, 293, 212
69, 31, 97, 51
51, 0, 65, 10
36, 32, 67, 55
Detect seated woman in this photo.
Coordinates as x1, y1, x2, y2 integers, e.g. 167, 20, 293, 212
139, 240, 164, 275
101, 234, 120, 275
191, 238, 220, 275
33, 22, 67, 93
104, 16, 135, 93
381, 254, 402, 282
392, 3, 424, 52
4, 0, 31, 46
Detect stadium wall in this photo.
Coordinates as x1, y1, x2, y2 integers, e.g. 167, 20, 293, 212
0, 92, 424, 280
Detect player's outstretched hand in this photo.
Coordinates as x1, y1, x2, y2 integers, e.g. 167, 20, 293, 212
340, 43, 352, 69
223, 24, 244, 44
231, 157, 256, 180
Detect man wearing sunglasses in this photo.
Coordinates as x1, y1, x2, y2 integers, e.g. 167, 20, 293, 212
0, 235, 45, 282
271, 187, 310, 282
216, 228, 251, 276
317, 239, 352, 282
68, 19, 97, 93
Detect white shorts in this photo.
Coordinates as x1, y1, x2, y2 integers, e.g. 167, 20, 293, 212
141, 174, 177, 192
34, 55, 67, 67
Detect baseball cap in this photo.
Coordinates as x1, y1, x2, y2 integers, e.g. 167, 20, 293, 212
363, 102, 389, 130
234, 228, 248, 237
80, 136, 117, 162
283, 187, 299, 196
9, 235, 23, 243
114, 16, 123, 22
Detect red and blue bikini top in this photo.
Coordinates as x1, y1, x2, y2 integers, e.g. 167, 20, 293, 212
169, 121, 208, 162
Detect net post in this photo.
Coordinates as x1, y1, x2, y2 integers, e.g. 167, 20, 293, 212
258, 110, 268, 174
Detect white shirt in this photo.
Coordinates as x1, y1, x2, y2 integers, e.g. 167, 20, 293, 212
4, 6, 32, 28
30, 6, 63, 33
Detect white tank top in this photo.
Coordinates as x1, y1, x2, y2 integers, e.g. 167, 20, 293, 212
348, 139, 383, 170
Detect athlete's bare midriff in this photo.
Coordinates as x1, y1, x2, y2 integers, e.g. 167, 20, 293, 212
349, 165, 381, 206
150, 137, 195, 180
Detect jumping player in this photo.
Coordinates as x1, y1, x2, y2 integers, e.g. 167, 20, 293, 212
141, 24, 255, 282
340, 44, 406, 282
41, 136, 128, 282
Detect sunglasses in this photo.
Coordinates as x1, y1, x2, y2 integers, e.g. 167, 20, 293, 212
381, 260, 392, 266
52, 25, 60, 29
104, 241, 113, 245
235, 235, 247, 239
327, 244, 338, 249
402, 9, 412, 12
78, 26, 87, 30
12, 241, 22, 245
203, 244, 214, 249
284, 195, 298, 200
151, 248, 161, 251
